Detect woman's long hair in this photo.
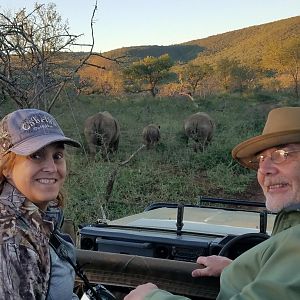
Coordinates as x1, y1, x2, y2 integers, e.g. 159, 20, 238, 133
0, 152, 65, 207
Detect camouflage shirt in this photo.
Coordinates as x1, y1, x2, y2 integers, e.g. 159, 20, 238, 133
0, 182, 55, 300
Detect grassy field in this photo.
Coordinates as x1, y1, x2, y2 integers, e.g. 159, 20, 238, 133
1, 92, 297, 225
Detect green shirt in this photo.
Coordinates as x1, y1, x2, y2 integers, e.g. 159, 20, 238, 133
218, 207, 300, 299
145, 207, 300, 300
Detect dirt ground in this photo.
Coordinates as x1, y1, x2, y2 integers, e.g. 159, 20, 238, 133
197, 174, 266, 212
238, 179, 265, 203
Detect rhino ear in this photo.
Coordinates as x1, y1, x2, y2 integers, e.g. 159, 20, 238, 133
158, 125, 161, 129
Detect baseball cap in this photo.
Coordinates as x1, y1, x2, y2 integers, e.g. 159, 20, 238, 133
0, 109, 81, 156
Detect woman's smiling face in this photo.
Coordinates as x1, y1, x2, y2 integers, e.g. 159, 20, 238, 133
6, 142, 66, 210
257, 144, 300, 212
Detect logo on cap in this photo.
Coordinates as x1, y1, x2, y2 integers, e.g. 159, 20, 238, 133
21, 114, 59, 132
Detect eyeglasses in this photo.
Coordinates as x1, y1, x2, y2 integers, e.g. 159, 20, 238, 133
250, 149, 300, 167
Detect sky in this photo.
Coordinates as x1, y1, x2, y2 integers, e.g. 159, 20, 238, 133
1, 0, 300, 53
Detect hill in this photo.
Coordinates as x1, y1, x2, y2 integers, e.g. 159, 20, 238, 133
104, 44, 203, 63
103, 16, 300, 67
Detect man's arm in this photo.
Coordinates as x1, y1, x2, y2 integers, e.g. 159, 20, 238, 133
218, 228, 300, 299
124, 283, 190, 300
124, 283, 158, 300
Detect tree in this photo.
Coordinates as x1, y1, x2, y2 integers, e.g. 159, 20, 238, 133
216, 58, 257, 93
123, 54, 173, 97
264, 37, 300, 98
179, 63, 213, 96
0, 2, 112, 111
230, 64, 258, 93
216, 58, 238, 92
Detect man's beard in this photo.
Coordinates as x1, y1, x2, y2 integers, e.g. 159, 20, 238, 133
265, 196, 298, 213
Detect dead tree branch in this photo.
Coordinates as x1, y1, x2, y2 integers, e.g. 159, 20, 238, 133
105, 144, 146, 202
0, 1, 124, 111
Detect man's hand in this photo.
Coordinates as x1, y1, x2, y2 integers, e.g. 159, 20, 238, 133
191, 255, 232, 277
124, 283, 158, 300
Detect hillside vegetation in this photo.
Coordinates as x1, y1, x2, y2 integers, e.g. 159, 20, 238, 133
187, 16, 300, 66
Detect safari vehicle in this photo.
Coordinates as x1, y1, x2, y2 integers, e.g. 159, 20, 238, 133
72, 196, 276, 300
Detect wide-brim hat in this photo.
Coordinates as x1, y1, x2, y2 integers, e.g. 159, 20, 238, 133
0, 109, 81, 156
232, 107, 300, 170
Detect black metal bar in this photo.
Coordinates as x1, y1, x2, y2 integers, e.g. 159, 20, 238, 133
144, 202, 194, 211
199, 196, 266, 208
176, 204, 184, 236
259, 210, 268, 234
144, 196, 266, 213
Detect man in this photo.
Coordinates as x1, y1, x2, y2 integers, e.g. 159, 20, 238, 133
124, 106, 300, 300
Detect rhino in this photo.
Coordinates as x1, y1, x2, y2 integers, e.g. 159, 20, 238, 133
183, 112, 214, 152
142, 124, 161, 149
84, 111, 120, 159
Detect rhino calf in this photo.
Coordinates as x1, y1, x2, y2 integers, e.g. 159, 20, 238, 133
142, 124, 161, 149
183, 112, 214, 151
84, 111, 120, 159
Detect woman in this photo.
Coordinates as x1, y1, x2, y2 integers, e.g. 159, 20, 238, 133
0, 108, 81, 299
